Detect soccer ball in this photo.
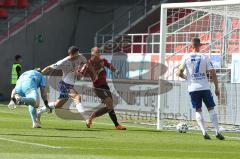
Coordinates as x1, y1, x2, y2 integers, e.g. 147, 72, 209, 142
176, 122, 188, 133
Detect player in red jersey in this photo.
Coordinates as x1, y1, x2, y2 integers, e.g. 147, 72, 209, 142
85, 47, 126, 130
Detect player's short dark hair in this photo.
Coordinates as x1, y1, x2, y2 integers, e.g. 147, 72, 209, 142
68, 46, 79, 54
15, 55, 22, 61
192, 37, 201, 48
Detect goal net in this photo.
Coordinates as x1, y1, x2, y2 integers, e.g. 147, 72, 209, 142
158, 0, 240, 131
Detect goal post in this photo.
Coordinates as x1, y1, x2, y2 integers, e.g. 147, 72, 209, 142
158, 0, 240, 131
157, 5, 167, 130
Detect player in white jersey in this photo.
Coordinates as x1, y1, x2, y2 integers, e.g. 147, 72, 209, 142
177, 38, 224, 140
37, 46, 94, 123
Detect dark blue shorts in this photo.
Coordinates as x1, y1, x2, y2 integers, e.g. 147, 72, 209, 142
58, 80, 74, 99
189, 90, 216, 110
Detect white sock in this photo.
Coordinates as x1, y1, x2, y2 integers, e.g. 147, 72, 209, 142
209, 109, 220, 135
76, 103, 85, 113
48, 102, 55, 109
196, 112, 207, 135
38, 102, 55, 115
76, 103, 88, 120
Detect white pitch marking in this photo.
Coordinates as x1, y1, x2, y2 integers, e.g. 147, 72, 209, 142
0, 136, 63, 149
84, 121, 240, 140
218, 136, 240, 140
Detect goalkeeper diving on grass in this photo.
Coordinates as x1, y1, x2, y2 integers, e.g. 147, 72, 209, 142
8, 68, 51, 128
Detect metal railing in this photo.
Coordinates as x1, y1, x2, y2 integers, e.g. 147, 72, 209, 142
96, 33, 161, 54
0, 0, 60, 43
95, 0, 162, 39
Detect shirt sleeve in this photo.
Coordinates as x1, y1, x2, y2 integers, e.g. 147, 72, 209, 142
179, 55, 186, 71
40, 76, 47, 87
50, 59, 65, 70
206, 56, 214, 71
103, 59, 110, 68
103, 59, 113, 70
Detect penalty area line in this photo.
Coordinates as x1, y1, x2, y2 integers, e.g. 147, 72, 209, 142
0, 136, 64, 149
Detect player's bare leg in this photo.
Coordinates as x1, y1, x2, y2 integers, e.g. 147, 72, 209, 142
68, 88, 87, 119
86, 97, 113, 128
37, 98, 67, 123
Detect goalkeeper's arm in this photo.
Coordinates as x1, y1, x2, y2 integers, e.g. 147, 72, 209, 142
40, 86, 52, 113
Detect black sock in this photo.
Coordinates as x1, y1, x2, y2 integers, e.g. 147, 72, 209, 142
108, 110, 119, 126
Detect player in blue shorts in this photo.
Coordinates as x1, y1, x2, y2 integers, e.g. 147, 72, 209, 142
8, 68, 51, 128
36, 46, 95, 124
177, 38, 224, 140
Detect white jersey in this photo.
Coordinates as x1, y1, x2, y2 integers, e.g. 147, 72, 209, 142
180, 52, 214, 92
50, 54, 87, 85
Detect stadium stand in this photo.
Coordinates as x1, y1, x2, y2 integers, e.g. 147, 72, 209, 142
0, 0, 59, 42
96, 0, 219, 54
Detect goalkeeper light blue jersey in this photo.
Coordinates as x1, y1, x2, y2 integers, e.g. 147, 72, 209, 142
15, 70, 46, 96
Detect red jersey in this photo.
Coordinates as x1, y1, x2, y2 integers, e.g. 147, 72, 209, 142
88, 58, 114, 87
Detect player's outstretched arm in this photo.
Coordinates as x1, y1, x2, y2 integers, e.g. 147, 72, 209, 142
104, 59, 119, 73
209, 69, 220, 98
41, 65, 55, 75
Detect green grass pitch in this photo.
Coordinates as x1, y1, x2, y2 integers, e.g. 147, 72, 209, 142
0, 103, 240, 159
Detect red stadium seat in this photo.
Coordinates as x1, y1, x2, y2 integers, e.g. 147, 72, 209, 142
232, 19, 239, 29
0, 0, 4, 7
17, 0, 28, 8
214, 32, 222, 40
175, 44, 188, 53
0, 8, 7, 19
133, 45, 142, 53
4, 0, 16, 7
200, 33, 210, 43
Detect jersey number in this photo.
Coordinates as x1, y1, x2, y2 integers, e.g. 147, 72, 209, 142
192, 58, 201, 74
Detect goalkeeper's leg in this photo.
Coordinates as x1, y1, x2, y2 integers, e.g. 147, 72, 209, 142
24, 89, 41, 128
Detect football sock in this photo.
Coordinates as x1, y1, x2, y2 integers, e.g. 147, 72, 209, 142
38, 102, 55, 115
76, 103, 89, 120
29, 105, 37, 124
196, 111, 207, 135
209, 109, 220, 135
108, 110, 119, 126
76, 103, 85, 113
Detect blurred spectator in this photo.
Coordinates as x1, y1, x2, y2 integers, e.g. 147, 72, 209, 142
11, 55, 22, 86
